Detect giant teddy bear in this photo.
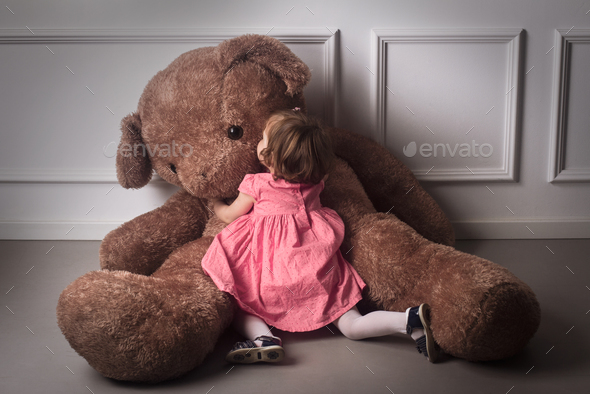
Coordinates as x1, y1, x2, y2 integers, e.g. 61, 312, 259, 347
56, 34, 540, 383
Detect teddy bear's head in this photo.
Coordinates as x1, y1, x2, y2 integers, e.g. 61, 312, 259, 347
115, 34, 312, 199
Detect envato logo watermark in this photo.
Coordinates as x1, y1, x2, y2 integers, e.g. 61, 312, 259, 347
103, 141, 193, 158
403, 140, 493, 158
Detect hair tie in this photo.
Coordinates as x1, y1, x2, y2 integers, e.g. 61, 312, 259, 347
292, 107, 301, 111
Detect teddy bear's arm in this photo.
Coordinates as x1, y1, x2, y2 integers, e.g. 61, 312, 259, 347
329, 126, 455, 246
99, 189, 210, 275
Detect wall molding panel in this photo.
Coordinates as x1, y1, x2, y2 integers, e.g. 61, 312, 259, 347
371, 28, 523, 181
548, 29, 590, 183
0, 27, 338, 184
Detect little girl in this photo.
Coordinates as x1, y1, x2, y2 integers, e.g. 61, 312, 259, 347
201, 108, 440, 364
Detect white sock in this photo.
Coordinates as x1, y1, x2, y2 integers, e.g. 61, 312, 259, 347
333, 306, 408, 340
232, 309, 278, 342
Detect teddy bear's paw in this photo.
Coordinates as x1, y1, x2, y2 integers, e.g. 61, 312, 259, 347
56, 269, 232, 382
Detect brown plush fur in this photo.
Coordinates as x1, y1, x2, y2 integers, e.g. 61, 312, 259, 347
56, 34, 540, 383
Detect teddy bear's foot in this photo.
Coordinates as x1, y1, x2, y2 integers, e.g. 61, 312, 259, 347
344, 213, 541, 362
56, 265, 233, 383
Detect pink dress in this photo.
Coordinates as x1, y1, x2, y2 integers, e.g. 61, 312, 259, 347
201, 172, 367, 332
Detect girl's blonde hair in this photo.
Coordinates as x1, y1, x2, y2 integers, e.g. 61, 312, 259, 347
260, 109, 335, 184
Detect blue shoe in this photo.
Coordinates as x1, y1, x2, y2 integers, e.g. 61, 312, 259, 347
225, 335, 285, 364
406, 303, 440, 362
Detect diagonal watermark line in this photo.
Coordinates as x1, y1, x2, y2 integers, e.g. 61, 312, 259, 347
486, 106, 495, 115
205, 85, 216, 95
386, 204, 395, 213
365, 226, 375, 234
26, 26, 35, 35
566, 266, 574, 274
305, 6, 314, 15
85, 206, 94, 215
466, 126, 474, 134
486, 186, 495, 194
326, 26, 335, 35
546, 46, 554, 55
526, 365, 535, 374
406, 106, 415, 115
546, 345, 554, 354
345, 345, 354, 354
425, 166, 435, 175
66, 366, 74, 374
26, 326, 34, 334
546, 245, 555, 254
265, 26, 274, 35
565, 326, 574, 334
25, 266, 34, 275
6, 5, 15, 14
284, 306, 294, 316
286, 286, 295, 295
325, 325, 334, 334
106, 186, 115, 195
205, 386, 214, 394
6, 286, 14, 294
386, 386, 394, 394
86, 387, 95, 394
6, 305, 15, 314
366, 365, 375, 375
226, 366, 234, 374
526, 226, 534, 234
46, 46, 54, 54
346, 46, 355, 55
106, 106, 115, 115
406, 185, 414, 194
386, 86, 394, 95
526, 65, 535, 74
46, 346, 55, 355
305, 286, 314, 295
506, 386, 515, 394
365, 66, 375, 75
65, 226, 75, 235
466, 166, 475, 174
306, 306, 314, 314
426, 126, 434, 135
66, 66, 75, 75
506, 86, 515, 95
266, 266, 274, 275
565, 26, 574, 35
86, 86, 95, 95
286, 6, 294, 15
506, 206, 515, 215
345, 246, 354, 254
325, 265, 334, 275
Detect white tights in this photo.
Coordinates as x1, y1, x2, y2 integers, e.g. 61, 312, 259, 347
232, 305, 423, 342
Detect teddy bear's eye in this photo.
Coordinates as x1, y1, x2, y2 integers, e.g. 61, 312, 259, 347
227, 125, 244, 140
169, 164, 177, 174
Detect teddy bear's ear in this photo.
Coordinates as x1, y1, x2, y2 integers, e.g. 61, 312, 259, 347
216, 34, 312, 97
115, 112, 153, 189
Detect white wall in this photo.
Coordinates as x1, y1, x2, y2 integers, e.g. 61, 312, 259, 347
0, 0, 589, 240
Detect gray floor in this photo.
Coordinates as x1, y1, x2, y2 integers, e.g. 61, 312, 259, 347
1, 239, 589, 394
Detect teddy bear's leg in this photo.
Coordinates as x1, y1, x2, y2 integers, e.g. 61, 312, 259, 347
57, 236, 234, 383
322, 159, 541, 361
329, 126, 455, 247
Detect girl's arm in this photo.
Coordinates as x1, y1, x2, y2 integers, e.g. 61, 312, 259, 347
212, 192, 256, 224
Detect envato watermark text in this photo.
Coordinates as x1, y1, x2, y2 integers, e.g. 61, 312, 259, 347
103, 141, 193, 158
403, 140, 493, 158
